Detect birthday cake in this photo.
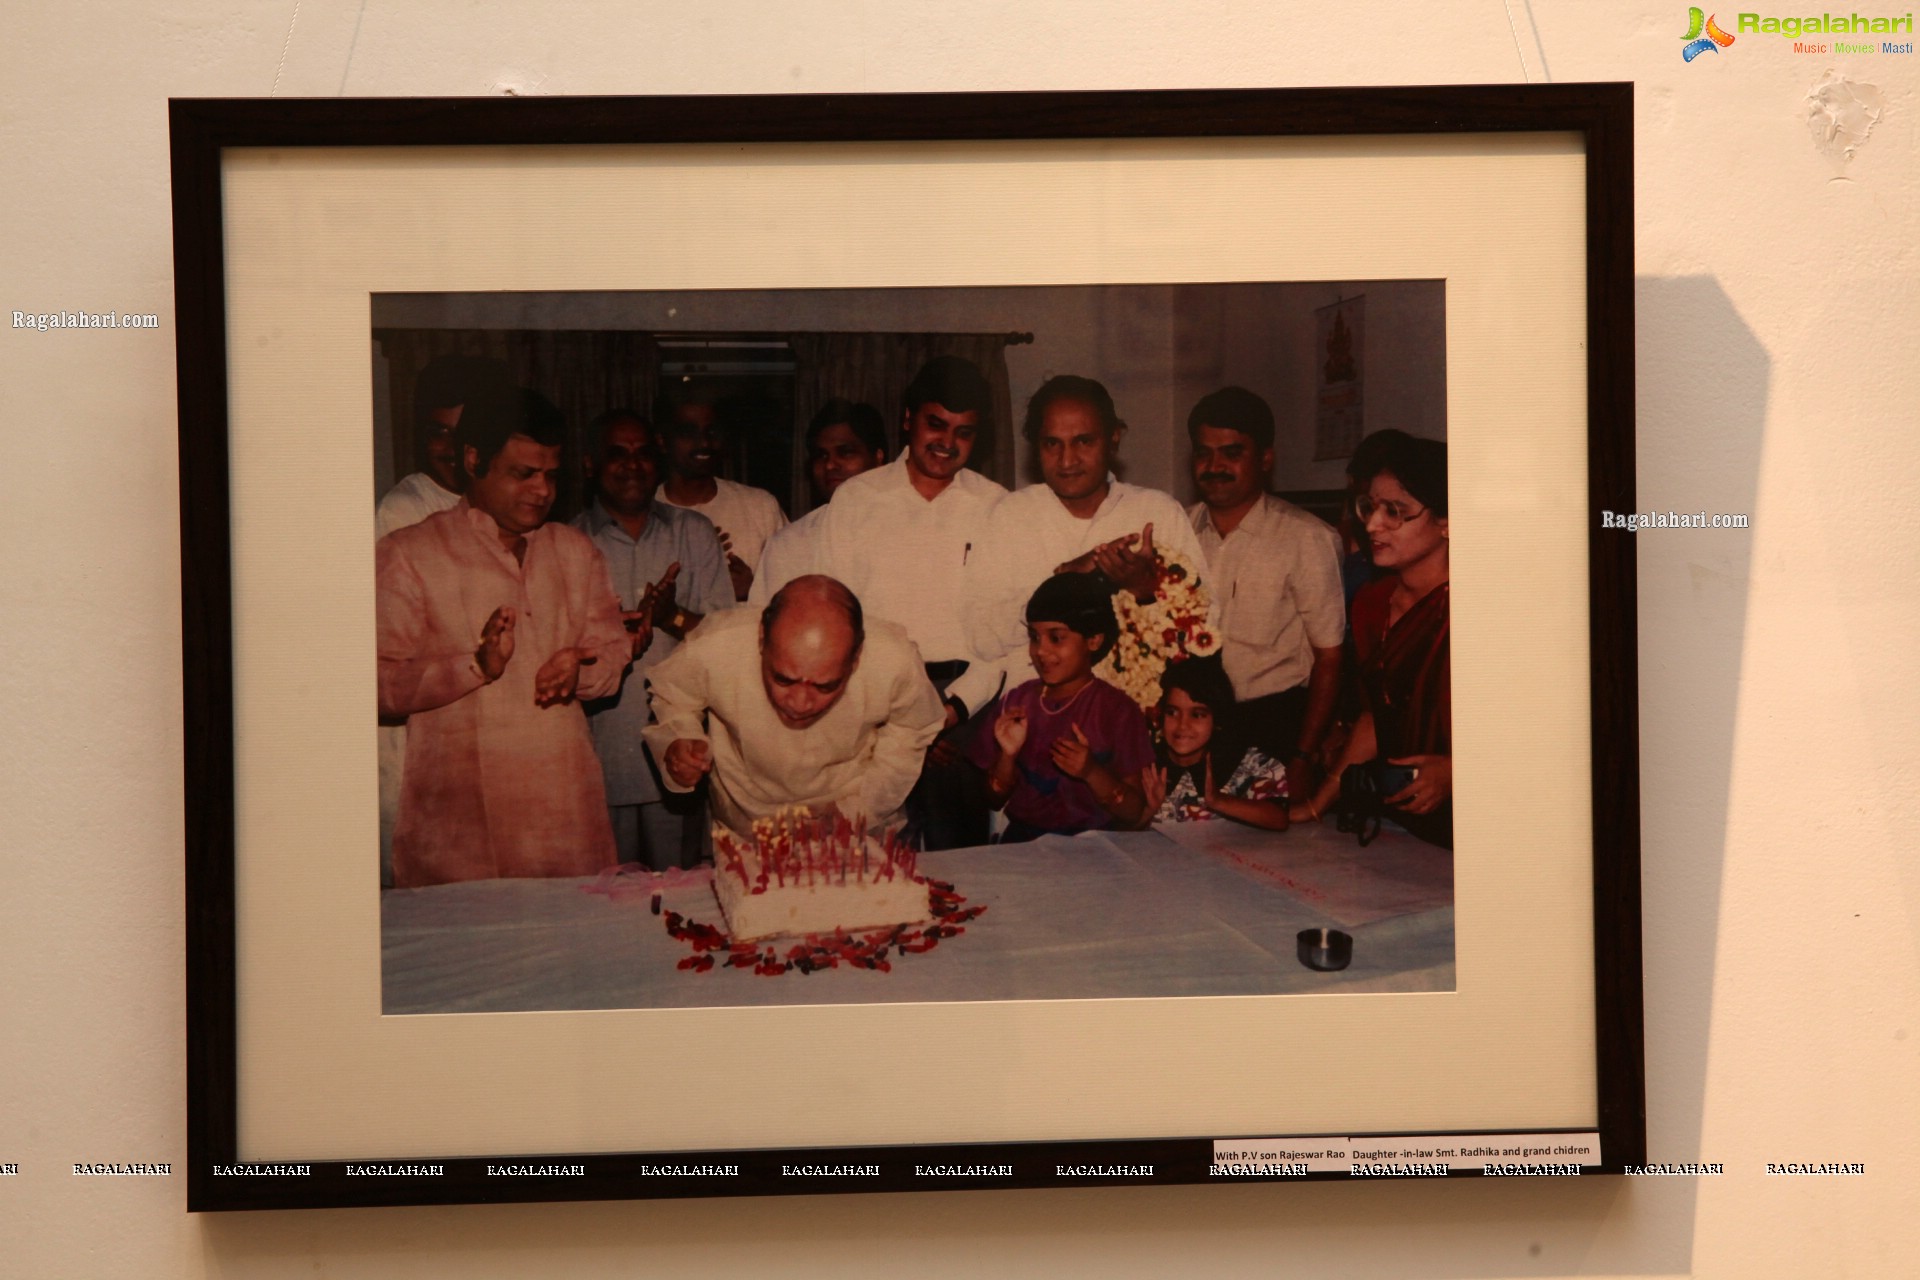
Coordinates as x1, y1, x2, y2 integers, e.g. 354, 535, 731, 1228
710, 808, 932, 943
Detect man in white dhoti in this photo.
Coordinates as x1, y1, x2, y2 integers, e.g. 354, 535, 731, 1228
643, 576, 944, 836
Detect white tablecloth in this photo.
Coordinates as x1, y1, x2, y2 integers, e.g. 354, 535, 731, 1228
381, 822, 1453, 1013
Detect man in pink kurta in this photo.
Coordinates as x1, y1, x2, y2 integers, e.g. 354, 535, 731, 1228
376, 392, 631, 886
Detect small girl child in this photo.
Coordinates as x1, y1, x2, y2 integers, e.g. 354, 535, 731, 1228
970, 572, 1155, 842
1147, 655, 1289, 829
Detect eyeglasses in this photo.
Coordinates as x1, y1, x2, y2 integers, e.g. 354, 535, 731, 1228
1353, 495, 1429, 528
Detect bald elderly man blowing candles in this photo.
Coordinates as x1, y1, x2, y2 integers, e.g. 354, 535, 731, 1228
642, 575, 945, 837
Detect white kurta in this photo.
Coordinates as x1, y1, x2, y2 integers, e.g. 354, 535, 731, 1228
641, 606, 944, 836
816, 458, 1011, 714
963, 479, 1215, 686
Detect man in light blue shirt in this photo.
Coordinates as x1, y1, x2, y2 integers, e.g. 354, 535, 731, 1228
572, 410, 734, 869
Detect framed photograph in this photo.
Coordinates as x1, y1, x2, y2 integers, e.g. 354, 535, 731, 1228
176, 86, 1642, 1211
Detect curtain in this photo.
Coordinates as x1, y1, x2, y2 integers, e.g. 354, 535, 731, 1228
784, 332, 1018, 514
372, 329, 661, 522
373, 326, 1020, 522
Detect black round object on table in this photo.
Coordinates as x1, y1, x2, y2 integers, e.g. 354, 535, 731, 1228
1297, 927, 1353, 972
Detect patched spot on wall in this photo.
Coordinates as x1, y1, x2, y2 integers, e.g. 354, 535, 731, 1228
1804, 70, 1885, 162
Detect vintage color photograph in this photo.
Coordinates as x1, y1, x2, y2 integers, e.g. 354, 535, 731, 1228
372, 281, 1455, 1013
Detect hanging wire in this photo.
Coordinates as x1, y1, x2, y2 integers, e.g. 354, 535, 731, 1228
1499, 0, 1531, 81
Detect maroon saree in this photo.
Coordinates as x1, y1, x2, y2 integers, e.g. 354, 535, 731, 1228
1350, 577, 1451, 846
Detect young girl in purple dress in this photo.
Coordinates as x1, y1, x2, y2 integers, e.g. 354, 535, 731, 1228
971, 572, 1156, 841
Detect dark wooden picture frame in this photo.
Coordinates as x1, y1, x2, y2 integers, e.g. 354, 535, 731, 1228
175, 85, 1642, 1212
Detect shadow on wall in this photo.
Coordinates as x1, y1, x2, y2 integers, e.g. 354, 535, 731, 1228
1626, 272, 1767, 1274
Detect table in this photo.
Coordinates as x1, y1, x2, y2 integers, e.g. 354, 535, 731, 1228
382, 821, 1452, 1013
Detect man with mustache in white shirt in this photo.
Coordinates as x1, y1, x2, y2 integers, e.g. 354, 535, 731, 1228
1185, 386, 1345, 774
816, 357, 1009, 849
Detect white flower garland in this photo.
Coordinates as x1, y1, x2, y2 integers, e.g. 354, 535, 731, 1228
1093, 549, 1218, 712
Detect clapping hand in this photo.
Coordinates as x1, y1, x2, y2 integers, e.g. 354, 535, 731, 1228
1198, 753, 1226, 811
1141, 765, 1168, 823
1050, 722, 1095, 780
533, 646, 590, 707
474, 606, 517, 681
992, 704, 1029, 758
624, 561, 685, 658
623, 587, 658, 661
646, 562, 682, 628
716, 528, 753, 601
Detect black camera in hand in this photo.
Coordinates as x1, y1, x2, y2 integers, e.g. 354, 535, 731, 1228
1335, 760, 1419, 847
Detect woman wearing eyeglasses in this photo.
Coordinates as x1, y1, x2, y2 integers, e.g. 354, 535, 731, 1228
1291, 432, 1451, 848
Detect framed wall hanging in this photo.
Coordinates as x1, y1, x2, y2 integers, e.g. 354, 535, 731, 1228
175, 84, 1642, 1210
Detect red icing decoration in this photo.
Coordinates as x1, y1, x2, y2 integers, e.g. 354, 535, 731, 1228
661, 879, 984, 977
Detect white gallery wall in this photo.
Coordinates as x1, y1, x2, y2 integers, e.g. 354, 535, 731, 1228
2, 3, 1915, 1277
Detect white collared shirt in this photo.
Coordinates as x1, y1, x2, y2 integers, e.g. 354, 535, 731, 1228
964, 478, 1214, 687
817, 458, 1010, 713
1189, 493, 1345, 699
